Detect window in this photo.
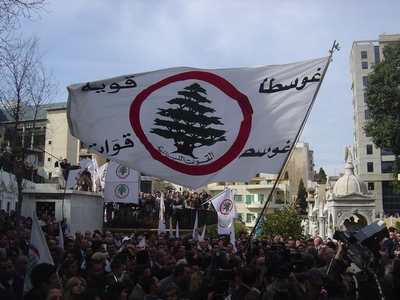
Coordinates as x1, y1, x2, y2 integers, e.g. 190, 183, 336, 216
365, 131, 372, 137
367, 162, 374, 172
364, 110, 370, 120
258, 194, 265, 203
246, 194, 254, 204
368, 182, 374, 191
364, 93, 368, 102
362, 61, 368, 69
382, 161, 393, 173
381, 148, 394, 156
366, 145, 373, 155
361, 51, 368, 59
234, 195, 242, 202
374, 46, 380, 63
237, 213, 242, 222
362, 76, 368, 86
246, 213, 254, 223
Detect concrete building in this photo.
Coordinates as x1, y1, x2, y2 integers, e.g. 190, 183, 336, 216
350, 34, 400, 215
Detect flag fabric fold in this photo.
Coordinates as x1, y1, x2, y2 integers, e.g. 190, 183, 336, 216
23, 213, 54, 294
67, 57, 330, 189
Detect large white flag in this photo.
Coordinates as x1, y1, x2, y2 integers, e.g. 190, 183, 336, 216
158, 194, 166, 234
212, 189, 237, 234
103, 161, 140, 203
67, 57, 330, 189
24, 213, 54, 294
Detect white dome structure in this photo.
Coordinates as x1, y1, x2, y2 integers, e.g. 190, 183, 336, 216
333, 163, 368, 196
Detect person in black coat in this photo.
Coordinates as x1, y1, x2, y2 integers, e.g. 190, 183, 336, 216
0, 257, 24, 299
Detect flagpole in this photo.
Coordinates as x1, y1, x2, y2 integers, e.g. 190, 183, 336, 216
242, 41, 339, 255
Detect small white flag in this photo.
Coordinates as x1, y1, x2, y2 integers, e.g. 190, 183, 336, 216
211, 189, 237, 234
138, 237, 146, 251
65, 168, 83, 190
58, 221, 64, 251
200, 224, 206, 240
193, 211, 199, 241
230, 219, 238, 253
175, 221, 180, 239
158, 194, 166, 234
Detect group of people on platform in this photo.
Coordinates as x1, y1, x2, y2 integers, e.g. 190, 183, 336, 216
1, 209, 400, 299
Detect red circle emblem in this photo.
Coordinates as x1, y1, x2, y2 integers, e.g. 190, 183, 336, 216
130, 71, 252, 175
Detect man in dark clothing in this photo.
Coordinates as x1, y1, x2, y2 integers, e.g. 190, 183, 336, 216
22, 263, 59, 300
231, 264, 259, 300
85, 259, 106, 300
0, 257, 24, 298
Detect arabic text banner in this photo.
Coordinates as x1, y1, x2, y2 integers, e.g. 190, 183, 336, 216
67, 57, 329, 188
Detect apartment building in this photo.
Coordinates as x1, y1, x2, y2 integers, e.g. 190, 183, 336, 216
350, 34, 400, 215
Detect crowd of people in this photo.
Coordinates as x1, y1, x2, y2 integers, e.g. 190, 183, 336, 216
1, 209, 400, 299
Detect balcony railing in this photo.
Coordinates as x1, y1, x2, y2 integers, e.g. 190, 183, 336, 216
103, 205, 218, 231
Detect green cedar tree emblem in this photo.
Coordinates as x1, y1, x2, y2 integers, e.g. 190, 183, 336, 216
150, 83, 226, 158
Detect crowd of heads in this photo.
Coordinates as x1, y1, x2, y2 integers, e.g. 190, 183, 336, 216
1, 209, 400, 299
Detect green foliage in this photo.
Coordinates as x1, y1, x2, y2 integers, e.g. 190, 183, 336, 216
208, 219, 249, 239
396, 221, 400, 233
284, 171, 289, 180
258, 204, 305, 241
364, 41, 400, 193
315, 167, 327, 183
297, 179, 307, 215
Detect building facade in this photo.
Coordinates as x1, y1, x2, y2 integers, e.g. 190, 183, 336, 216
350, 34, 400, 215
207, 141, 315, 230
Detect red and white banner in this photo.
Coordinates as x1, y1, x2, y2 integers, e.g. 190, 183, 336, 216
67, 57, 329, 188
103, 161, 140, 203
211, 189, 237, 234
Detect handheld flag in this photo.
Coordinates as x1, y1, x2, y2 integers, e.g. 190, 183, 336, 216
138, 237, 146, 251
211, 189, 237, 234
158, 194, 166, 234
200, 224, 206, 240
193, 211, 199, 241
176, 221, 180, 239
67, 57, 330, 189
24, 213, 54, 294
58, 221, 64, 251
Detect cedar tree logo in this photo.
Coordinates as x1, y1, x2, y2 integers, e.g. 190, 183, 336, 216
130, 71, 253, 175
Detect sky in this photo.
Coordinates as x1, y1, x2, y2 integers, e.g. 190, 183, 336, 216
17, 0, 400, 177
